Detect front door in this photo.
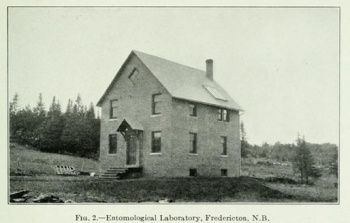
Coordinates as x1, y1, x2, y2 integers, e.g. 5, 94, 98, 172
126, 133, 137, 165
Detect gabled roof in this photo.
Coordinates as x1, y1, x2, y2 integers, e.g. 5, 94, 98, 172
116, 118, 144, 131
97, 50, 243, 111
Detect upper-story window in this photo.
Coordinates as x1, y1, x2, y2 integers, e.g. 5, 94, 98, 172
128, 68, 139, 84
217, 108, 229, 122
152, 93, 161, 115
221, 136, 227, 155
189, 132, 197, 154
189, 103, 197, 117
110, 99, 118, 119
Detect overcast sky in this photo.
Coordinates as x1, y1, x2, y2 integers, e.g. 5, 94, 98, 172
8, 7, 339, 146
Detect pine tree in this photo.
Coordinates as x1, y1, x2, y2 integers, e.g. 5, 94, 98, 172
41, 96, 63, 152
32, 93, 46, 148
292, 135, 321, 184
329, 151, 338, 178
240, 121, 249, 158
9, 93, 19, 138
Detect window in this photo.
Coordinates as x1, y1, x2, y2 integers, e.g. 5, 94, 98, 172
221, 136, 227, 155
110, 100, 118, 119
189, 168, 197, 177
217, 108, 229, 122
221, 169, 228, 177
203, 85, 227, 101
109, 134, 117, 154
152, 93, 161, 115
151, 131, 161, 153
189, 103, 197, 117
189, 133, 197, 154
128, 68, 139, 84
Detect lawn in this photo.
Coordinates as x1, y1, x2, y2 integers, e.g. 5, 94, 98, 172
9, 143, 338, 203
10, 143, 100, 176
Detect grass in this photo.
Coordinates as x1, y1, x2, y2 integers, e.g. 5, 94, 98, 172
9, 143, 338, 203
10, 143, 100, 176
10, 176, 298, 203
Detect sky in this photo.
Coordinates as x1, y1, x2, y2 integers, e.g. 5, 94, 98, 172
8, 7, 339, 146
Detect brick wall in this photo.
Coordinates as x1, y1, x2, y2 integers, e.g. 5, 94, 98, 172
99, 54, 173, 177
170, 99, 241, 177
99, 54, 241, 178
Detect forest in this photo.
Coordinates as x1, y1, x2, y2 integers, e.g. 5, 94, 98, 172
9, 93, 338, 183
9, 93, 100, 159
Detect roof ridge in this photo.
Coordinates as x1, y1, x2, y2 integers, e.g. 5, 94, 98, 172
132, 50, 206, 75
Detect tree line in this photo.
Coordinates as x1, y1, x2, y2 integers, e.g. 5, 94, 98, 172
9, 93, 100, 159
240, 122, 338, 183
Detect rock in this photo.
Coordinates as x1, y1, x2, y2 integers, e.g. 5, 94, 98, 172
10, 190, 30, 200
33, 193, 64, 203
12, 198, 27, 203
65, 199, 76, 203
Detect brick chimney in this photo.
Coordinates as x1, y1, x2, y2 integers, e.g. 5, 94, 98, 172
206, 59, 213, 80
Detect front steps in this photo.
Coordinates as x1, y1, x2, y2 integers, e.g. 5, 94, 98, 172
99, 168, 128, 179
99, 167, 143, 179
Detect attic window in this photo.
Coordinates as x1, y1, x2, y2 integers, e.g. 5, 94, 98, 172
129, 68, 139, 84
203, 85, 227, 101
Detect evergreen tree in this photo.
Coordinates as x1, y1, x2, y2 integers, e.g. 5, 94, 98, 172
32, 93, 46, 148
9, 93, 19, 138
41, 96, 63, 152
329, 151, 338, 178
292, 135, 321, 184
240, 121, 249, 158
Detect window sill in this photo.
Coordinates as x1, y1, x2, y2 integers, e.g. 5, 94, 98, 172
109, 118, 118, 121
189, 153, 198, 156
107, 153, 117, 156
221, 155, 228, 157
150, 114, 162, 117
189, 116, 198, 118
150, 153, 162, 156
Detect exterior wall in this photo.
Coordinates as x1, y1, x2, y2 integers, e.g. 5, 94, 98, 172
170, 99, 241, 177
99, 54, 241, 178
99, 54, 173, 177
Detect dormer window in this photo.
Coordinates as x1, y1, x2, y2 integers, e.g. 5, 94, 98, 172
128, 68, 139, 84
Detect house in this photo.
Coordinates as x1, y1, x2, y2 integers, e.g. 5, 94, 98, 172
97, 50, 243, 178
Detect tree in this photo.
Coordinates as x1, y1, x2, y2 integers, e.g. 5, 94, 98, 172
9, 93, 19, 137
292, 135, 321, 184
240, 121, 249, 158
329, 150, 338, 178
41, 96, 63, 152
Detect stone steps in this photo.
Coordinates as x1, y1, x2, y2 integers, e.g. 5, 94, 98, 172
99, 168, 128, 179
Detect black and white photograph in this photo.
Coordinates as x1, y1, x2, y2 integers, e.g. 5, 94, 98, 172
2, 2, 349, 223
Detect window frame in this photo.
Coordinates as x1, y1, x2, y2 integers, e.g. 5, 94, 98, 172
152, 93, 162, 115
108, 134, 118, 154
110, 99, 118, 119
128, 68, 139, 84
189, 168, 197, 177
221, 169, 228, 177
217, 108, 230, 122
189, 103, 197, 117
189, 132, 197, 154
151, 131, 162, 153
221, 136, 227, 156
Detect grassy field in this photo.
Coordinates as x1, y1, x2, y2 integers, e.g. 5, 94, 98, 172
10, 143, 100, 176
9, 143, 338, 203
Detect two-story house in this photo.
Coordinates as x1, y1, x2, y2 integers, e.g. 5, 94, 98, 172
97, 50, 243, 178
